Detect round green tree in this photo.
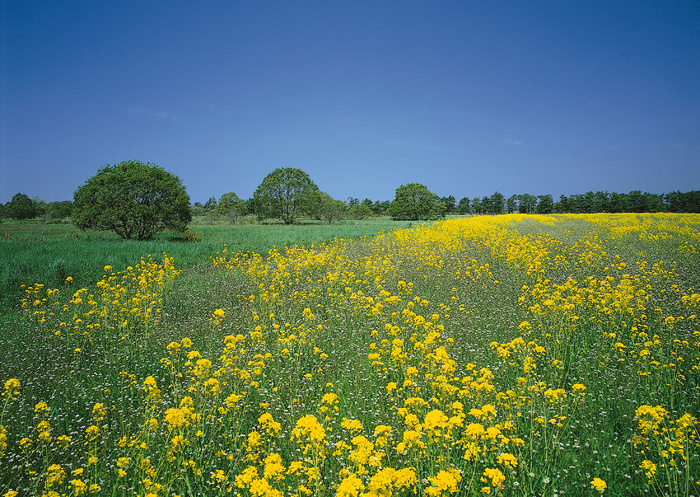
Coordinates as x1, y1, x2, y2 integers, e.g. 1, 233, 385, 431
253, 167, 319, 224
215, 192, 248, 223
6, 193, 37, 220
73, 160, 192, 240
389, 183, 445, 221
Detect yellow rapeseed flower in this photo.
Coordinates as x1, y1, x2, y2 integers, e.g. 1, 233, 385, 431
164, 408, 187, 429
479, 468, 505, 491
84, 425, 99, 440
640, 459, 657, 479
337, 473, 365, 497
591, 477, 607, 493
70, 479, 88, 496
44, 464, 66, 489
496, 452, 518, 469
341, 418, 364, 434
3, 378, 20, 398
211, 469, 228, 484
426, 468, 461, 495
0, 426, 7, 456
258, 412, 281, 434
263, 453, 285, 480
91, 403, 107, 422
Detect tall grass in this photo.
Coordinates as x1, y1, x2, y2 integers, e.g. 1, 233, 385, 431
1, 213, 698, 496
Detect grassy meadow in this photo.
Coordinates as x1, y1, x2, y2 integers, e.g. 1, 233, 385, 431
0, 217, 414, 311
1, 213, 699, 496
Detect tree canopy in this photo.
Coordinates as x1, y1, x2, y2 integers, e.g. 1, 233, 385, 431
215, 192, 248, 223
73, 160, 191, 240
389, 183, 444, 221
5, 193, 37, 220
253, 168, 319, 224
313, 191, 347, 223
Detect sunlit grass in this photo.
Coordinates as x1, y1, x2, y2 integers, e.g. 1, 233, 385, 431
0, 217, 412, 310
1, 213, 699, 496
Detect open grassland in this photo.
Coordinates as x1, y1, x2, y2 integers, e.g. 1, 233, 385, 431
1, 213, 699, 496
0, 217, 412, 311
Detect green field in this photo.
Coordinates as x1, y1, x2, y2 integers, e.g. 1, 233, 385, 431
1, 213, 699, 496
0, 217, 414, 312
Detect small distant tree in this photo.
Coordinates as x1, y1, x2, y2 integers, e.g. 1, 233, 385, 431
6, 193, 37, 220
203, 197, 218, 212
253, 168, 319, 224
608, 192, 628, 213
243, 198, 256, 216
577, 191, 605, 213
489, 192, 505, 214
441, 195, 457, 214
554, 195, 570, 213
518, 194, 537, 214
190, 203, 206, 217
648, 193, 664, 212
685, 191, 700, 213
536, 194, 554, 214
506, 195, 518, 214
317, 192, 347, 223
73, 159, 191, 240
665, 191, 683, 212
595, 191, 611, 212
457, 197, 470, 214
389, 183, 444, 221
372, 200, 391, 216
348, 204, 373, 220
46, 200, 73, 219
33, 197, 47, 218
215, 192, 248, 223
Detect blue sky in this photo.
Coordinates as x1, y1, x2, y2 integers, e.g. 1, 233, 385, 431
1, 1, 699, 204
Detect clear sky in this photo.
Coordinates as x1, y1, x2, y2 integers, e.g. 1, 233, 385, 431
1, 1, 699, 205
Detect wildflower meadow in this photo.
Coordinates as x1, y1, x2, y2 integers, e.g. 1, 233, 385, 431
1, 213, 699, 496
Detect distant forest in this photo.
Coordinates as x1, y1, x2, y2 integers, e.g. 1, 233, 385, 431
442, 189, 700, 215
2, 189, 700, 222
192, 190, 698, 218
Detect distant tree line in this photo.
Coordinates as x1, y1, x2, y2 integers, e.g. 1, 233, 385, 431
193, 188, 700, 222
4, 188, 700, 225
447, 190, 700, 215
192, 195, 394, 220
0, 193, 73, 221
3, 163, 700, 232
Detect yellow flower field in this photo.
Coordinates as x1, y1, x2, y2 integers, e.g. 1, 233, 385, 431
1, 214, 699, 496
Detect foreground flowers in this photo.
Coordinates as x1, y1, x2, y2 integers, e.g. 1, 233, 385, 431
2, 214, 699, 495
